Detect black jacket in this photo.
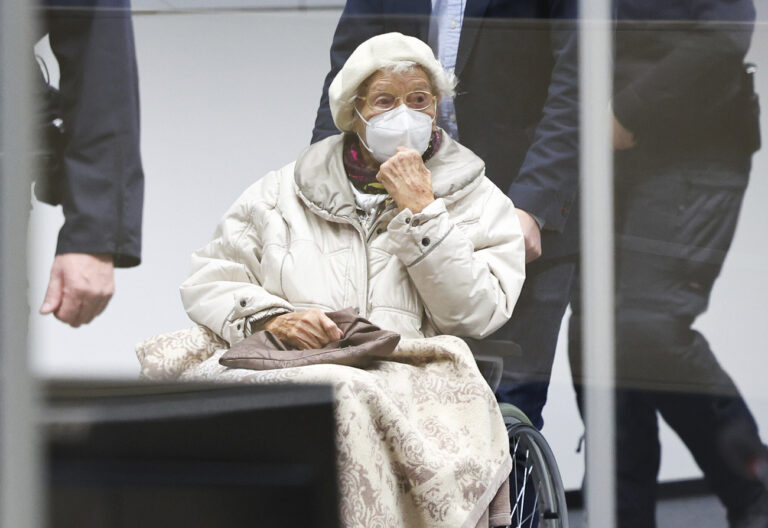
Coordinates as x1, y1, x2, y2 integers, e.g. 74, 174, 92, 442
613, 0, 759, 160
38, 0, 144, 267
312, 0, 580, 259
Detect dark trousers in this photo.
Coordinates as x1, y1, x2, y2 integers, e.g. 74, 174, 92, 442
569, 154, 768, 528
494, 254, 577, 430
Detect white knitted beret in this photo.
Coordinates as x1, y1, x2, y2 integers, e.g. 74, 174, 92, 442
328, 32, 456, 133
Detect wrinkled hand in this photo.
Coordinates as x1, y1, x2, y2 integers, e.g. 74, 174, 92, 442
376, 147, 435, 213
516, 209, 542, 263
40, 253, 115, 327
613, 113, 637, 151
263, 309, 343, 350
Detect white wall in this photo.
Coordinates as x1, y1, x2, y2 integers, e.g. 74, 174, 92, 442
29, 10, 342, 377
28, 9, 768, 489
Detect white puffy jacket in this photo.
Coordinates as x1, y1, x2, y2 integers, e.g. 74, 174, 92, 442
180, 133, 526, 345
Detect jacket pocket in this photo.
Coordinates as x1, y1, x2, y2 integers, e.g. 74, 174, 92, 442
279, 242, 351, 310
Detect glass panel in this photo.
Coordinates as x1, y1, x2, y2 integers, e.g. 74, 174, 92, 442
572, 3, 768, 527
5, 1, 766, 527
1, 2, 42, 527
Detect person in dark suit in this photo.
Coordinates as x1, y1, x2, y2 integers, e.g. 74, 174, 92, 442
568, 1, 768, 526
35, 0, 144, 327
312, 0, 579, 433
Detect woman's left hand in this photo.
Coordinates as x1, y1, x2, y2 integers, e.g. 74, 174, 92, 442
376, 147, 435, 213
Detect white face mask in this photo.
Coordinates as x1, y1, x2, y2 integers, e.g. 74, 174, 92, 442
355, 104, 435, 163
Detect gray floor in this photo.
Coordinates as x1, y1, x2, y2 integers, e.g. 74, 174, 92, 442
567, 494, 728, 527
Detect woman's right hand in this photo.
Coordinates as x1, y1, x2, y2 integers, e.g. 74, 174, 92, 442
263, 309, 343, 350
376, 147, 435, 213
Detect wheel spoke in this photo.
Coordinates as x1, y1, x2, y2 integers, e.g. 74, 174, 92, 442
514, 452, 533, 527
520, 448, 530, 508
511, 436, 522, 524
506, 426, 566, 528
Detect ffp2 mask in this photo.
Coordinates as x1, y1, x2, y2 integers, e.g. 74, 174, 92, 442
355, 104, 435, 163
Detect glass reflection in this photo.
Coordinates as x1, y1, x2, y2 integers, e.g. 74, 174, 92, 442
570, 1, 768, 526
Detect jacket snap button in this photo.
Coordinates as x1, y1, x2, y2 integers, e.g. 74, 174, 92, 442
421, 237, 430, 246
239, 299, 247, 307
405, 217, 411, 224
412, 219, 421, 227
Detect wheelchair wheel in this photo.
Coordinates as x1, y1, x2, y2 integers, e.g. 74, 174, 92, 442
506, 416, 568, 528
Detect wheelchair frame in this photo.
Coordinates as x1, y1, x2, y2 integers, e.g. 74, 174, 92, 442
474, 350, 569, 528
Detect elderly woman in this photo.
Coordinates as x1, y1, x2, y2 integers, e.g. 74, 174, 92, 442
147, 33, 525, 528
180, 33, 524, 351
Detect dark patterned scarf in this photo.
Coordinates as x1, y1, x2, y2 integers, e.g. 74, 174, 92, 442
343, 130, 442, 195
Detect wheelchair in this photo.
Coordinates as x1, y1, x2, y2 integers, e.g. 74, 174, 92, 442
471, 339, 569, 528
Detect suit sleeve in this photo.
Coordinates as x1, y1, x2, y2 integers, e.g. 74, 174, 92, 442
311, 0, 385, 144
612, 0, 756, 139
46, 0, 144, 267
506, 0, 579, 233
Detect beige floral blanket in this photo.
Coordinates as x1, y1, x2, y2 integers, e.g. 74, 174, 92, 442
136, 327, 512, 528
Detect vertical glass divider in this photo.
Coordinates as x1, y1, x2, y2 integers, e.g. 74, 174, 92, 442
1, 1, 43, 527
579, 1, 616, 526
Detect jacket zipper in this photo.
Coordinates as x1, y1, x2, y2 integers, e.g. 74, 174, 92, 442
355, 226, 369, 318
279, 218, 292, 299
334, 213, 369, 318
366, 204, 397, 244
298, 193, 394, 319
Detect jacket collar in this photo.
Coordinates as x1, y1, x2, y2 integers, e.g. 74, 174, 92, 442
293, 130, 486, 222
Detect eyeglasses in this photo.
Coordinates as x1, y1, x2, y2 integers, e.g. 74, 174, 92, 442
357, 90, 435, 112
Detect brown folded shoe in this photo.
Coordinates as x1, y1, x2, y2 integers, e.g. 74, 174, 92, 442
219, 308, 400, 371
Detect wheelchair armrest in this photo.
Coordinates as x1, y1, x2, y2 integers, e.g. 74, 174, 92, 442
463, 338, 523, 392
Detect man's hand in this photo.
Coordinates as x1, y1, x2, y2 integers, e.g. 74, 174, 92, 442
40, 253, 115, 327
516, 209, 542, 263
613, 113, 637, 151
263, 309, 343, 350
377, 147, 435, 213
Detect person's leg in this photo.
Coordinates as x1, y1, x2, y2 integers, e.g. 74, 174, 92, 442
569, 271, 661, 528
656, 384, 768, 527
494, 255, 577, 430
615, 389, 662, 528
614, 156, 768, 526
